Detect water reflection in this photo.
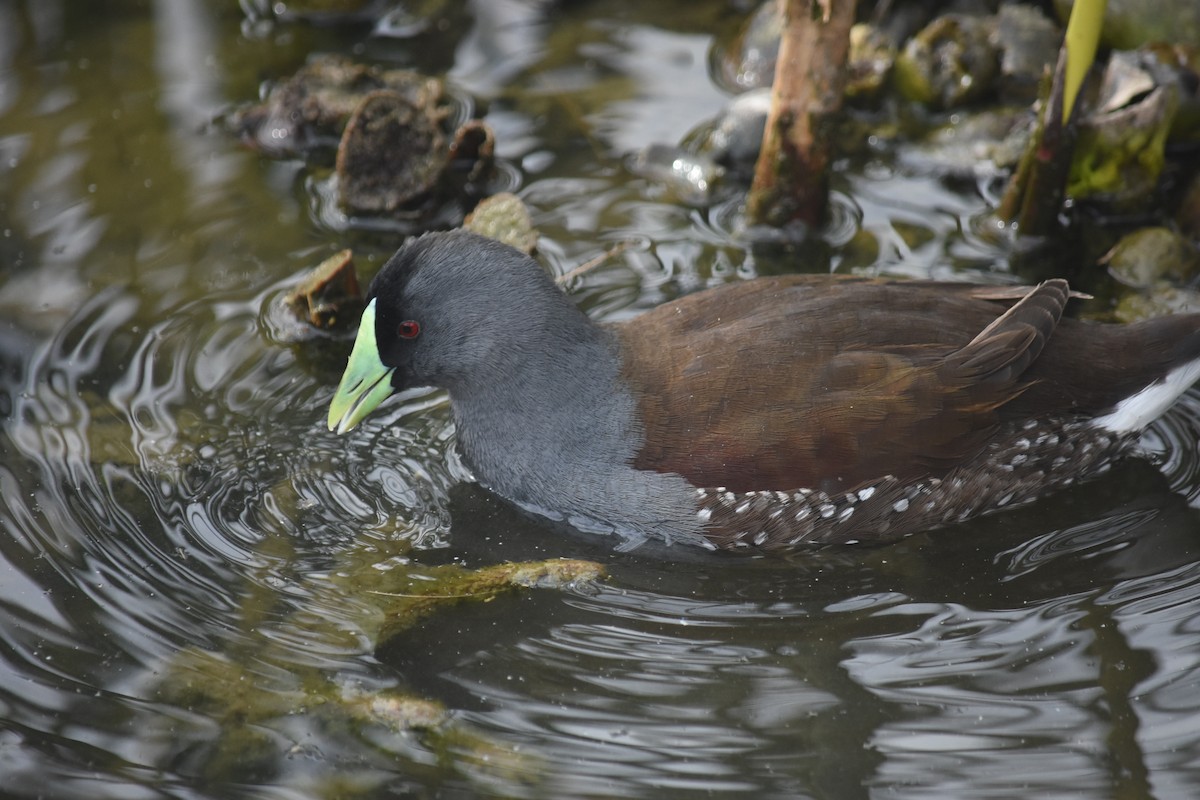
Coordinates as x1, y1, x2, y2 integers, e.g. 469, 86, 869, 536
416, 461, 1200, 798
5, 266, 1200, 797
3, 1, 1200, 798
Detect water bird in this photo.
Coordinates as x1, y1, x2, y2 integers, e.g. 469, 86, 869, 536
328, 230, 1200, 551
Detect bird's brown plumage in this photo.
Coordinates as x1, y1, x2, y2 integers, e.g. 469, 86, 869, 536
616, 275, 1198, 496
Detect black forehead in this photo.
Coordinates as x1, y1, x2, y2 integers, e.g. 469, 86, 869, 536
366, 234, 439, 306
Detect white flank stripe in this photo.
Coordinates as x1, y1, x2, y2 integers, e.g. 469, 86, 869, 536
1094, 358, 1200, 434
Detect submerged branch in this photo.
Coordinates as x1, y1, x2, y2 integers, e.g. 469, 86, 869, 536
746, 0, 856, 228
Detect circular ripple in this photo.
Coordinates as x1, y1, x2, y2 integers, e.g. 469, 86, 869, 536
2, 277, 462, 676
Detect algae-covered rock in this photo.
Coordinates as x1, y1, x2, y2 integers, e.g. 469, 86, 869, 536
1069, 51, 1180, 203
894, 14, 1000, 109
1115, 286, 1200, 322
1102, 227, 1200, 289
846, 23, 896, 101
152, 646, 534, 789
339, 685, 449, 732
1102, 227, 1200, 323
893, 8, 1059, 110
361, 558, 607, 642
464, 192, 538, 254
147, 548, 604, 789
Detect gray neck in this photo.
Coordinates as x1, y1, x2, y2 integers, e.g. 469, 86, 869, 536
446, 324, 702, 545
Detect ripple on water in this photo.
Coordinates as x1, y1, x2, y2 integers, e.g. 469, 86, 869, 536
2, 275, 463, 669
840, 595, 1116, 796
2, 151, 1200, 800
4, 275, 1200, 799
376, 391, 1200, 799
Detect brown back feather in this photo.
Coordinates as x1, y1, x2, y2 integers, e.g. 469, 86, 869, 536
617, 275, 1200, 494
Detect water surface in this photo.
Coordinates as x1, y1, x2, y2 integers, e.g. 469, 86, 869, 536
2, 2, 1200, 798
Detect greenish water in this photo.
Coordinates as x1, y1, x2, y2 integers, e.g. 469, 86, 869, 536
2, 2, 1200, 799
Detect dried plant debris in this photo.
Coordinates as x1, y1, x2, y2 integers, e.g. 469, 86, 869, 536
447, 119, 496, 182
268, 250, 366, 343
283, 249, 365, 330
231, 54, 444, 157
230, 54, 496, 217
335, 90, 450, 213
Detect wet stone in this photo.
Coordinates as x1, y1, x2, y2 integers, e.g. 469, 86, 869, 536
691, 89, 770, 173
899, 107, 1032, 178
894, 14, 1001, 109
846, 23, 896, 101
627, 143, 723, 206
245, 0, 381, 22
1103, 227, 1200, 290
715, 0, 782, 91
994, 4, 1060, 103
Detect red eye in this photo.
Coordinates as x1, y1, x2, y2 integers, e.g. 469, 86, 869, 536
397, 320, 421, 339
